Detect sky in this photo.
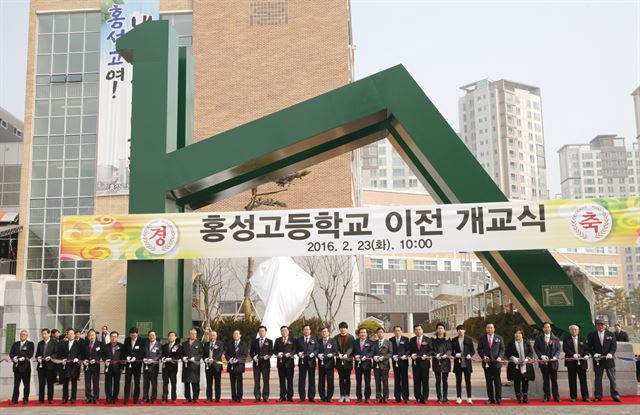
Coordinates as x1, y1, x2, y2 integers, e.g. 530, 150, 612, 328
1, 0, 639, 196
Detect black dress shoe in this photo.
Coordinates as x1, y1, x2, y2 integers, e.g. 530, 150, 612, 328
134, 400, 139, 404
183, 399, 191, 403
496, 399, 502, 405
287, 398, 293, 402
205, 399, 211, 403
404, 399, 409, 404
613, 396, 621, 402
554, 397, 560, 402
277, 398, 286, 402
10, 401, 18, 405
255, 398, 261, 403
22, 400, 29, 405
193, 399, 200, 403
172, 400, 177, 404
486, 399, 495, 404
543, 397, 549, 402
39, 400, 44, 404
215, 399, 221, 403
70, 399, 76, 404
151, 399, 156, 404
594, 397, 602, 401
48, 400, 53, 404
523, 396, 529, 403
356, 398, 362, 403
124, 400, 129, 405
61, 399, 68, 404
516, 396, 522, 403
570, 398, 576, 402
263, 398, 268, 402
582, 398, 590, 402
308, 398, 314, 402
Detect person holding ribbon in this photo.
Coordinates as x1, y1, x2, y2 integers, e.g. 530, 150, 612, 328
181, 328, 203, 403
506, 328, 535, 403
274, 325, 296, 402
203, 330, 225, 403
35, 328, 57, 404
161, 331, 182, 403
477, 322, 504, 405
372, 326, 392, 403
352, 327, 374, 403
317, 327, 338, 402
390, 325, 410, 403
334, 321, 354, 402
562, 324, 590, 402
451, 324, 474, 405
295, 324, 319, 402
432, 322, 452, 404
587, 319, 621, 402
225, 329, 248, 403
142, 329, 162, 403
250, 325, 273, 402
9, 329, 35, 405
58, 328, 82, 404
533, 322, 561, 402
123, 327, 145, 405
409, 324, 432, 404
82, 328, 103, 404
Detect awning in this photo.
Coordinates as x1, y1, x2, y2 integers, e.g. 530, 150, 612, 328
0, 224, 22, 238
0, 211, 18, 222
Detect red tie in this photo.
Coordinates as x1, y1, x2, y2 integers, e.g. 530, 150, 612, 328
417, 337, 421, 351
488, 335, 493, 349
90, 342, 93, 353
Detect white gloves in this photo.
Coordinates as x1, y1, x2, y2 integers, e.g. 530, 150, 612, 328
45, 356, 51, 361
436, 353, 441, 359
393, 355, 399, 361
593, 353, 601, 359
466, 354, 472, 360
73, 358, 79, 363
253, 356, 259, 362
12, 357, 18, 362
285, 353, 291, 358
298, 352, 304, 358
318, 353, 325, 360
401, 355, 408, 360
327, 353, 334, 358
606, 353, 613, 359
511, 356, 519, 363
309, 353, 315, 358
421, 354, 428, 360
229, 357, 237, 364
263, 355, 270, 360
524, 358, 529, 363
540, 355, 548, 360
355, 355, 361, 361
90, 359, 96, 364
483, 356, 490, 362
411, 353, 417, 359
131, 357, 136, 362
573, 354, 580, 359
455, 353, 461, 358
182, 356, 188, 362
277, 352, 284, 358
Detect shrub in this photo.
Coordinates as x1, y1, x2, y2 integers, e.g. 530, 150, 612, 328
357, 319, 382, 338
288, 317, 328, 337
462, 312, 535, 341
209, 317, 262, 344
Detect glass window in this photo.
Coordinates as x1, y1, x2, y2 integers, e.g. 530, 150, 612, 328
39, 14, 54, 33
395, 283, 408, 296
370, 283, 390, 295
54, 14, 69, 33
414, 284, 430, 295
53, 34, 68, 53
414, 260, 437, 271
84, 32, 99, 51
38, 34, 52, 53
69, 13, 84, 32
47, 161, 63, 178
369, 258, 383, 269
388, 259, 406, 270
37, 55, 51, 74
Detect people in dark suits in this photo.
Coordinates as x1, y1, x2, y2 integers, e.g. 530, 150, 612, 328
563, 324, 590, 402
35, 328, 57, 404
250, 325, 273, 402
181, 328, 203, 403
613, 324, 629, 342
83, 329, 103, 403
506, 328, 535, 403
372, 327, 392, 403
390, 325, 410, 403
353, 327, 374, 403
274, 325, 296, 402
226, 329, 248, 402
203, 330, 225, 402
432, 323, 452, 403
451, 324, 475, 404
142, 330, 163, 403
317, 327, 337, 402
51, 328, 62, 384
123, 327, 145, 404
587, 319, 621, 402
10, 329, 35, 405
334, 321, 354, 402
103, 331, 123, 404
409, 324, 432, 404
533, 322, 561, 402
161, 331, 182, 403
296, 324, 319, 402
477, 322, 504, 404
58, 328, 82, 404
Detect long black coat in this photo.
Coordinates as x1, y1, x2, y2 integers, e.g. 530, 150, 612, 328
225, 340, 248, 374
451, 335, 475, 373
58, 339, 83, 379
181, 340, 203, 383
36, 339, 57, 371
10, 340, 34, 373
431, 336, 452, 373
274, 336, 296, 369
506, 340, 535, 381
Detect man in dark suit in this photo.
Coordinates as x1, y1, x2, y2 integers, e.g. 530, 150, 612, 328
103, 331, 123, 404
372, 327, 392, 403
533, 322, 562, 402
225, 329, 248, 402
161, 331, 182, 403
203, 330, 225, 402
250, 325, 273, 402
10, 329, 35, 405
317, 327, 338, 402
83, 329, 103, 403
477, 322, 504, 404
451, 324, 475, 404
58, 328, 82, 404
613, 324, 629, 342
587, 319, 621, 402
35, 328, 57, 404
390, 325, 410, 403
181, 328, 203, 403
50, 329, 62, 384
334, 321, 354, 402
409, 324, 431, 404
274, 325, 296, 402
295, 324, 319, 402
143, 329, 163, 403
123, 327, 145, 404
353, 327, 374, 403
563, 324, 590, 402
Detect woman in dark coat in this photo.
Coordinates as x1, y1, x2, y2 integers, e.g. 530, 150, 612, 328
431, 323, 452, 403
506, 328, 535, 403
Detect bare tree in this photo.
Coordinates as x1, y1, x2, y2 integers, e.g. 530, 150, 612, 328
299, 255, 356, 331
240, 171, 310, 321
193, 258, 233, 335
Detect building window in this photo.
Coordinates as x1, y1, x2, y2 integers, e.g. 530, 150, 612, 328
414, 283, 431, 296
388, 259, 406, 270
607, 266, 618, 277
160, 13, 193, 46
370, 283, 390, 295
220, 301, 242, 316
250, 0, 288, 26
369, 258, 383, 269
444, 261, 452, 271
414, 260, 437, 271
395, 283, 408, 296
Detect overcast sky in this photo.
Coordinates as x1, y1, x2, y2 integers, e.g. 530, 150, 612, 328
1, 0, 638, 196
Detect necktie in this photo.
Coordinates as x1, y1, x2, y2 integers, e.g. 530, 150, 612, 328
379, 340, 383, 349
90, 342, 94, 353
360, 339, 365, 350
488, 335, 493, 349
283, 337, 287, 344
417, 336, 421, 351
112, 345, 116, 355
324, 340, 327, 347
260, 338, 264, 348
69, 341, 72, 351
600, 332, 604, 346
396, 337, 400, 346
305, 337, 309, 344
574, 337, 578, 353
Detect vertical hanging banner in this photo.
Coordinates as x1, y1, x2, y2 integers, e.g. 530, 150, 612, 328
97, 0, 159, 196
